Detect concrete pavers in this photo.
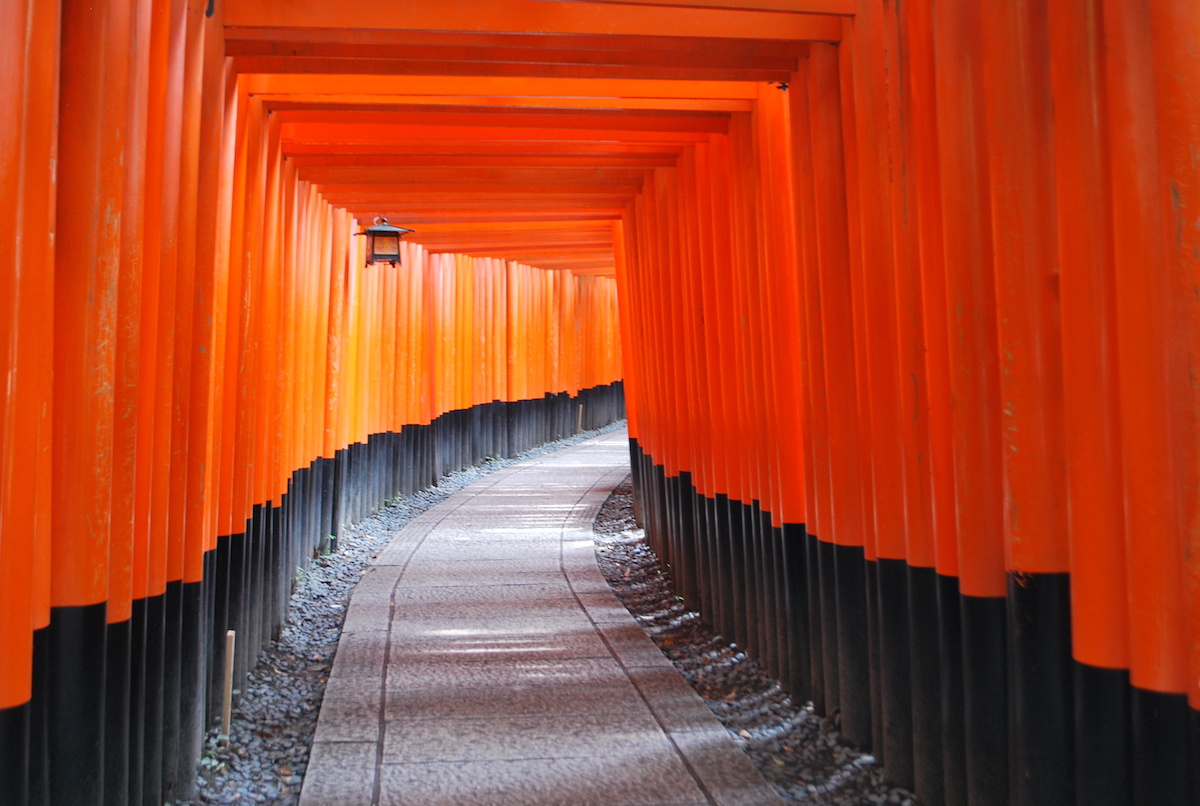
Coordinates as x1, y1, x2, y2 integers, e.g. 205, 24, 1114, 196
301, 430, 784, 806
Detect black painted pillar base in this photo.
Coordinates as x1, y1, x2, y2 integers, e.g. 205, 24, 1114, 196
48, 602, 107, 806
806, 532, 825, 713
103, 618, 132, 806
1189, 706, 1200, 806
866, 557, 882, 763
877, 557, 913, 789
782, 523, 811, 705
937, 573, 967, 806
330, 452, 347, 551
769, 521, 789, 686
161, 581, 183, 802
1007, 571, 1073, 805
318, 456, 335, 553
908, 565, 944, 806
817, 536, 840, 716
208, 536, 231, 723
690, 486, 712, 623
28, 625, 48, 806
175, 580, 205, 802
142, 592, 166, 806
1131, 687, 1189, 806
745, 504, 762, 655
1075, 662, 1131, 806
835, 542, 871, 750
960, 593, 1008, 806
0, 702, 31, 806
754, 505, 775, 674
724, 496, 747, 651
674, 472, 698, 610
127, 598, 147, 806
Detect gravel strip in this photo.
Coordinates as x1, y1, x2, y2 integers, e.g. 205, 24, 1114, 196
177, 422, 626, 806
592, 476, 918, 806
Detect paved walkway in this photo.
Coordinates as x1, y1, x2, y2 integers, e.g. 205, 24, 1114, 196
300, 429, 783, 806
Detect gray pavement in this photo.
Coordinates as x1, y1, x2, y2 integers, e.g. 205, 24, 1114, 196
300, 429, 784, 806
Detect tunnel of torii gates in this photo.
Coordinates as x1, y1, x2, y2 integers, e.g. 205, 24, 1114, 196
0, 0, 1199, 805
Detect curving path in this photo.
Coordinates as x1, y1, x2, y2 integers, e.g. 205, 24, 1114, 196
300, 428, 783, 806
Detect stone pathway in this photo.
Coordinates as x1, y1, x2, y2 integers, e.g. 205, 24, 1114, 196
300, 429, 783, 806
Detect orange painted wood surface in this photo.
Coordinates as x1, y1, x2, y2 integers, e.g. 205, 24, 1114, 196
2, 8, 1199, 804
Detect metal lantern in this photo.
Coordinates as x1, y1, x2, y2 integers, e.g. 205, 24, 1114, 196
358, 216, 412, 266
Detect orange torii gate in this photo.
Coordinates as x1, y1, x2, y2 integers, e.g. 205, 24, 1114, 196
1, 1, 1198, 805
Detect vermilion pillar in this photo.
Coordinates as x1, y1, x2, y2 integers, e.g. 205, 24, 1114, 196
1104, 1, 1191, 803
103, 0, 140, 798
931, 2, 1008, 803
1148, 0, 1200, 792
980, 3, 1074, 804
0, 3, 59, 804
52, 1, 126, 801
849, 0, 911, 781
753, 83, 806, 694
789, 56, 833, 712
899, 0, 957, 801
808, 42, 870, 748
1048, 2, 1131, 802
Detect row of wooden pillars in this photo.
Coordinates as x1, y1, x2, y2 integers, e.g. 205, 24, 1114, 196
0, 1, 626, 803
618, 3, 1200, 805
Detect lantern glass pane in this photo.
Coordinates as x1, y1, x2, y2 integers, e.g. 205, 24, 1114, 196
374, 234, 400, 256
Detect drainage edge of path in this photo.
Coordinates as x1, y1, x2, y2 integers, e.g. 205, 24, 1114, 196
591, 477, 919, 806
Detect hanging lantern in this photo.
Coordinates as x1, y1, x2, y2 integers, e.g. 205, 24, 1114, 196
357, 216, 412, 266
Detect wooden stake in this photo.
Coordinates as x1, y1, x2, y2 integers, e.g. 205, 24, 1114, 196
222, 630, 236, 744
